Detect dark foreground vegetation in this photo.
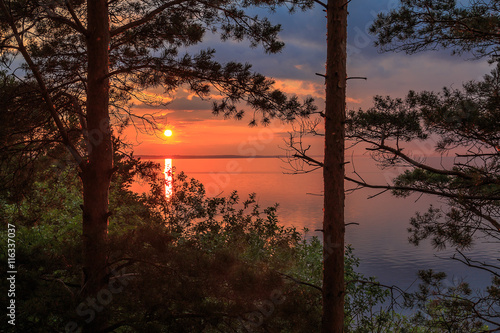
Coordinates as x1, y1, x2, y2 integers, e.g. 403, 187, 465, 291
0, 146, 492, 332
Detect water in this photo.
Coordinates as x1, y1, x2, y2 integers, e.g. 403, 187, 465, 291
136, 156, 497, 295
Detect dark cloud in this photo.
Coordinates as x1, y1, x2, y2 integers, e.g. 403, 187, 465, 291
168, 96, 213, 111
177, 0, 488, 89
129, 1, 493, 155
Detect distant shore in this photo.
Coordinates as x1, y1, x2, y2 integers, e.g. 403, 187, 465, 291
136, 155, 290, 159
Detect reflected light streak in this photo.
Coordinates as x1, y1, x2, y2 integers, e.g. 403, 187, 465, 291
164, 158, 173, 198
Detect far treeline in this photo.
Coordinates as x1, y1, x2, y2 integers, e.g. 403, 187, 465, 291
1, 0, 499, 332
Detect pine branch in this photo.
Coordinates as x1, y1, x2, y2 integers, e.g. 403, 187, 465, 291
0, 0, 83, 164
378, 145, 471, 179
358, 137, 474, 180
64, 0, 87, 35
110, 0, 186, 37
344, 176, 500, 201
278, 272, 322, 292
312, 0, 326, 9
39, 2, 87, 35
292, 153, 323, 167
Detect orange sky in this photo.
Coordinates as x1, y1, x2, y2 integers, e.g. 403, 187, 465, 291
121, 80, 327, 156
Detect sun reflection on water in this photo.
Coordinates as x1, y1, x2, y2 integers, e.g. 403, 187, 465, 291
164, 158, 173, 198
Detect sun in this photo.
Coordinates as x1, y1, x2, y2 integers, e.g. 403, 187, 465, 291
164, 129, 173, 137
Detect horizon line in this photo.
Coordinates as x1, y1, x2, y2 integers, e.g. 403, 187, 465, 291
134, 154, 387, 159
135, 154, 450, 160
136, 154, 296, 159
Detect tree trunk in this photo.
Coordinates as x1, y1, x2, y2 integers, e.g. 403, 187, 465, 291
81, 0, 112, 331
322, 0, 347, 332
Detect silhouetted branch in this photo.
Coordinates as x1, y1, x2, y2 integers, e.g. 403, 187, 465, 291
360, 138, 473, 180
278, 272, 322, 292
0, 0, 83, 164
452, 250, 500, 278
292, 153, 323, 167
313, 0, 327, 9
346, 279, 411, 310
110, 0, 186, 37
64, 0, 88, 35
344, 176, 500, 201
40, 2, 88, 35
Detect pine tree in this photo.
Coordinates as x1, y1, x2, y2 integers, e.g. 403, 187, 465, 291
345, 0, 500, 327
0, 1, 316, 331
323, 0, 347, 331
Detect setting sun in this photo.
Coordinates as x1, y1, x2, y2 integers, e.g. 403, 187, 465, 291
164, 129, 173, 137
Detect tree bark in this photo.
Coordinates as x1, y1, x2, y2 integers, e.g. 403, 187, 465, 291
81, 0, 112, 331
322, 0, 347, 332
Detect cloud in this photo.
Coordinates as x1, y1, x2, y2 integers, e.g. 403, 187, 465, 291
273, 79, 323, 99
347, 52, 492, 111
168, 96, 213, 111
346, 97, 362, 104
126, 1, 493, 156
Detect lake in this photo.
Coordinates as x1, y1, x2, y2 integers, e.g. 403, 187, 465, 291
135, 155, 497, 298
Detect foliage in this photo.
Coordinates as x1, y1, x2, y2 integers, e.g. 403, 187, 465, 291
0, 165, 83, 332
347, 2, 500, 328
347, 64, 500, 252
344, 245, 391, 332
407, 269, 492, 332
370, 0, 500, 61
0, 0, 317, 133
0, 152, 400, 332
346, 95, 428, 144
347, 67, 500, 328
0, 70, 62, 201
1, 1, 319, 330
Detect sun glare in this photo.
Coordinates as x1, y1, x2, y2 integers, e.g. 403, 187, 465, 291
164, 129, 173, 137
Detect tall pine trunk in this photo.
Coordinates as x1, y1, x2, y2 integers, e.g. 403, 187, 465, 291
322, 0, 347, 332
81, 0, 112, 331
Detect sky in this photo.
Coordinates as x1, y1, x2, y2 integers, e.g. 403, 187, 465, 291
124, 0, 493, 157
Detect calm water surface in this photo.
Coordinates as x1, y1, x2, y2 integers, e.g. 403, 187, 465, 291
138, 156, 497, 293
